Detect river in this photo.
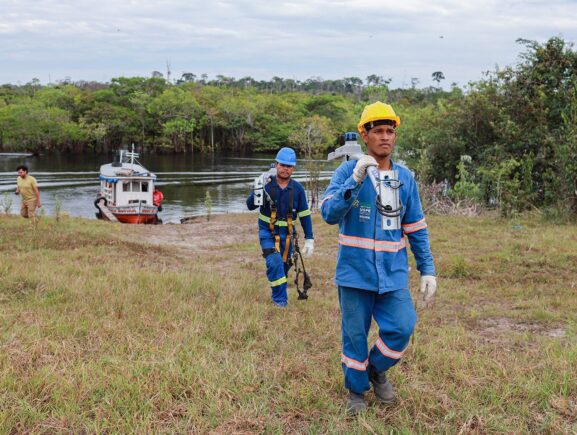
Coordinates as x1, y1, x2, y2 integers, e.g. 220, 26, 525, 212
0, 152, 335, 223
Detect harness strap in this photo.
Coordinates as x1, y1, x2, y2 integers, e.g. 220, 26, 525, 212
282, 183, 294, 263
292, 228, 312, 300
269, 185, 281, 253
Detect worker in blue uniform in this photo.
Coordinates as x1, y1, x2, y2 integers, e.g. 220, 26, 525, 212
247, 147, 314, 307
321, 102, 437, 414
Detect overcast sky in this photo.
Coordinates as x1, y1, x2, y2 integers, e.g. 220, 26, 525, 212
1, 0, 576, 88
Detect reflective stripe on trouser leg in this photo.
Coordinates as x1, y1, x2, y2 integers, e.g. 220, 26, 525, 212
265, 251, 287, 304
261, 227, 292, 304
338, 286, 375, 394
368, 288, 417, 373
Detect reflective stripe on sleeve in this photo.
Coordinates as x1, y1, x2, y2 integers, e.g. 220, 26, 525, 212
298, 209, 311, 218
269, 276, 287, 287
341, 354, 369, 371
402, 218, 427, 234
338, 234, 406, 252
375, 337, 407, 360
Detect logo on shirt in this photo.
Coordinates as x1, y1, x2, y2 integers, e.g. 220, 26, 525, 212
359, 203, 371, 222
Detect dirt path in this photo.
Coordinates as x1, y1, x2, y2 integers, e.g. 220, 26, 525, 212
119, 213, 258, 255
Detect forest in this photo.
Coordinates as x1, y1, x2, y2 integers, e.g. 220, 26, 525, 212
1, 37, 576, 217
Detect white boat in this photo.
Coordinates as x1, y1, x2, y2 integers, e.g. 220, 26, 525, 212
95, 148, 160, 224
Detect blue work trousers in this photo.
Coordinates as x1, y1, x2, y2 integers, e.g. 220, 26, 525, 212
261, 229, 293, 305
339, 286, 417, 394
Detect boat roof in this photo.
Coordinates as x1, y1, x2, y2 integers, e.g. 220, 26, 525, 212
99, 162, 156, 181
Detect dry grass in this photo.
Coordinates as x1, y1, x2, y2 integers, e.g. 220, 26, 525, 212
0, 212, 576, 433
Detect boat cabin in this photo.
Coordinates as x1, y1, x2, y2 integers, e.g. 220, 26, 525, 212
98, 149, 156, 207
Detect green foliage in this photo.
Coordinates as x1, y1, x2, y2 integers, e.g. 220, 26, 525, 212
399, 36, 577, 218
301, 94, 350, 128
445, 255, 471, 279
0, 103, 88, 152
289, 115, 335, 209
289, 114, 335, 158
448, 155, 482, 202
249, 93, 326, 152
204, 190, 212, 221
36, 85, 81, 114
361, 84, 390, 103
479, 159, 522, 216
54, 198, 63, 223
79, 102, 140, 152
1, 192, 13, 214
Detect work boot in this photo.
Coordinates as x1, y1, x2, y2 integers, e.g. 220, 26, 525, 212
369, 366, 396, 404
346, 391, 367, 415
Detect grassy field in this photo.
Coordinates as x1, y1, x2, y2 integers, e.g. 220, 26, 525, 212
0, 212, 576, 433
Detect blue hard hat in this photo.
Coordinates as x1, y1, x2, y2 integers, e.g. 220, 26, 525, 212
275, 147, 297, 166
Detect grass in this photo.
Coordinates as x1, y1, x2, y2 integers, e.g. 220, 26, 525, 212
0, 213, 576, 433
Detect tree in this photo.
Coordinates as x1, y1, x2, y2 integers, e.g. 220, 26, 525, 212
128, 91, 152, 150
80, 102, 140, 152
215, 93, 257, 151
432, 71, 445, 87
343, 77, 363, 95
289, 114, 335, 209
177, 72, 197, 84
0, 103, 88, 153
148, 87, 201, 152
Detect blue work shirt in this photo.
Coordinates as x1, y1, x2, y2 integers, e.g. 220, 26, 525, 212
247, 177, 314, 245
321, 159, 435, 294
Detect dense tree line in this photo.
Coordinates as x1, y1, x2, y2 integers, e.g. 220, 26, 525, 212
0, 37, 575, 217
0, 69, 451, 156
0, 78, 325, 154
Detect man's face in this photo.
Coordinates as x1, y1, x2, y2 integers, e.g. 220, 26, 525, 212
361, 124, 397, 159
17, 169, 27, 178
275, 162, 295, 181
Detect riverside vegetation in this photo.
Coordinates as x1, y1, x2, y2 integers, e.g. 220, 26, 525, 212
1, 36, 577, 219
0, 212, 576, 433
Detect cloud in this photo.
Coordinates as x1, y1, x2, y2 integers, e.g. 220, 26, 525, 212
0, 0, 576, 86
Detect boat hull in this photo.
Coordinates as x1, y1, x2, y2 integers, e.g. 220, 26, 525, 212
98, 203, 159, 224
113, 213, 158, 224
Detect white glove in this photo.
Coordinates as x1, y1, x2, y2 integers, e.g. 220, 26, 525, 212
259, 168, 277, 186
419, 275, 437, 303
353, 155, 378, 184
260, 174, 271, 186
301, 239, 314, 257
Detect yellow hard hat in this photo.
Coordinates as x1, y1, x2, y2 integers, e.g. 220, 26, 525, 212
357, 101, 401, 134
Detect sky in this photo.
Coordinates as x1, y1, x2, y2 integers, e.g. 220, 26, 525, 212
1, 0, 577, 89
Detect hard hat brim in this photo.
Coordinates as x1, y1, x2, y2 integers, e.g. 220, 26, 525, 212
276, 159, 296, 166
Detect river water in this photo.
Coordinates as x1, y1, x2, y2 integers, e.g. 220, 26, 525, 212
0, 153, 335, 223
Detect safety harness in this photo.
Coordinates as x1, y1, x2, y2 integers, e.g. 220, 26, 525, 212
268, 181, 294, 263
266, 179, 312, 300
292, 228, 312, 300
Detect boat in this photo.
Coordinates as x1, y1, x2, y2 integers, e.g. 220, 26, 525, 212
94, 147, 161, 224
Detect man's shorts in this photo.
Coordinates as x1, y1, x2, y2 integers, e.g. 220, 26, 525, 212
20, 199, 37, 218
